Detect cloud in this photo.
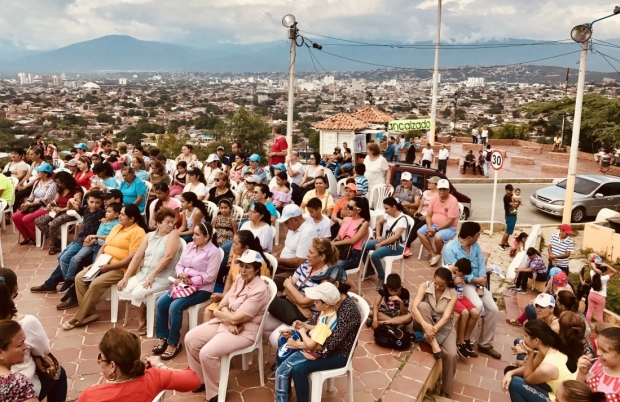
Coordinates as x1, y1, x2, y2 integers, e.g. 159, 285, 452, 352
0, 0, 617, 50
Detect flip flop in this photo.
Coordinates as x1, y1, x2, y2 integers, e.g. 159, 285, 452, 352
62, 321, 76, 330
75, 314, 99, 327
138, 322, 147, 336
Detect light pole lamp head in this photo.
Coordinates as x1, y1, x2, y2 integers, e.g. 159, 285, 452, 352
282, 14, 296, 28
571, 24, 592, 43
614, 6, 620, 14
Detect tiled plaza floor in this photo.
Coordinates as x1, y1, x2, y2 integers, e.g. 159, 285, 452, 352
7, 226, 526, 402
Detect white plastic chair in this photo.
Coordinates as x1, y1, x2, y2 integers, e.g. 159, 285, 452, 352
204, 201, 219, 221
368, 184, 393, 211
232, 205, 244, 225
274, 211, 281, 246
263, 252, 278, 279
187, 248, 225, 330
345, 230, 371, 292
308, 292, 369, 402
59, 210, 83, 251
417, 202, 464, 260
337, 178, 348, 196
2, 177, 18, 233
152, 390, 166, 402
366, 215, 415, 279
218, 276, 277, 402
268, 176, 277, 190
323, 169, 338, 196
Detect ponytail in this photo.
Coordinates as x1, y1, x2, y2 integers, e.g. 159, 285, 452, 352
434, 267, 455, 288
383, 196, 404, 212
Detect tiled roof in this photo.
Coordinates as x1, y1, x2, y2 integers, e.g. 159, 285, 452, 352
314, 113, 369, 131
352, 107, 394, 124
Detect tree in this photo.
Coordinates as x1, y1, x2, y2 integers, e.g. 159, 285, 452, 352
155, 133, 191, 158
97, 113, 115, 124
493, 123, 529, 140
213, 108, 271, 164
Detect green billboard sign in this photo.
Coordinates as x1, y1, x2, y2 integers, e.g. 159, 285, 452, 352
388, 119, 432, 132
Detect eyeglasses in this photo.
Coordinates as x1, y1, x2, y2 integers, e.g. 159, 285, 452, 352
346, 205, 358, 210
97, 352, 110, 364
253, 191, 261, 195
214, 178, 221, 182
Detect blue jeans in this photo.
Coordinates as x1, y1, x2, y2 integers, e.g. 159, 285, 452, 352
38, 366, 67, 402
42, 241, 84, 288
155, 290, 211, 345
335, 249, 362, 271
289, 353, 348, 402
220, 239, 233, 273
275, 351, 309, 402
508, 375, 550, 402
362, 240, 404, 280
334, 163, 352, 178
61, 243, 101, 281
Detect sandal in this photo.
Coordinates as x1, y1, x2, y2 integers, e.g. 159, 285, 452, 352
160, 343, 183, 361
62, 320, 76, 330
75, 314, 99, 327
48, 247, 59, 256
506, 318, 523, 327
138, 321, 147, 336
152, 340, 168, 355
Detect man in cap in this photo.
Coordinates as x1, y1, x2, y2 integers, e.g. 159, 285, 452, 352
216, 146, 230, 173
244, 154, 267, 184
273, 204, 314, 290
499, 184, 520, 251
269, 125, 288, 177
547, 224, 574, 276
417, 178, 460, 266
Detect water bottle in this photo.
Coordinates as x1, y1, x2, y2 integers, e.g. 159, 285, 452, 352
456, 284, 463, 300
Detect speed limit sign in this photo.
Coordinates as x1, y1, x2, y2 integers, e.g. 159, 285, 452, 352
490, 150, 504, 171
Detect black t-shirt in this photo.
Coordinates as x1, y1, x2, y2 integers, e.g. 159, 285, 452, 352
209, 187, 235, 206
504, 194, 516, 216
219, 155, 231, 167
378, 285, 410, 311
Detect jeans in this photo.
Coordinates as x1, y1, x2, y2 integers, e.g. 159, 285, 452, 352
335, 249, 362, 271
362, 240, 404, 280
288, 353, 348, 402
61, 242, 101, 281
275, 351, 309, 402
508, 375, 550, 402
155, 290, 212, 345
335, 163, 352, 178
42, 241, 84, 288
483, 160, 489, 176
480, 137, 487, 145
38, 366, 67, 402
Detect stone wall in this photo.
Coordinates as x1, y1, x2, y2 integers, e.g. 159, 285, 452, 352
542, 164, 569, 174
511, 156, 535, 165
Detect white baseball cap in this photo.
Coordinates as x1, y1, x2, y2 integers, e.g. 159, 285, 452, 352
401, 172, 413, 181
234, 249, 263, 265
304, 282, 341, 305
437, 179, 450, 189
206, 154, 220, 163
277, 204, 302, 222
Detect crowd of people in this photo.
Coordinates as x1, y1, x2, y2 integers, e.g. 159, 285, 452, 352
3, 128, 620, 402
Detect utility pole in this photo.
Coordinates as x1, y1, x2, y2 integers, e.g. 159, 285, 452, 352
560, 68, 569, 148
429, 0, 442, 146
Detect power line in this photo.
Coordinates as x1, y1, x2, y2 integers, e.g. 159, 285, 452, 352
593, 39, 620, 49
596, 51, 620, 77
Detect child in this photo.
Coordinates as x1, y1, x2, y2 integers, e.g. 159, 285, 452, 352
169, 161, 187, 198
509, 232, 528, 258
590, 322, 613, 356
587, 257, 617, 323
213, 198, 236, 247
510, 188, 522, 214
447, 258, 481, 358
81, 202, 122, 259
545, 267, 571, 295
274, 282, 340, 402
354, 163, 369, 198
367, 273, 412, 329
305, 197, 331, 238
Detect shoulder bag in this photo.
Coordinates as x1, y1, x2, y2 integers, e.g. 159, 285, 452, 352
384, 215, 408, 251
336, 220, 365, 260
33, 353, 61, 380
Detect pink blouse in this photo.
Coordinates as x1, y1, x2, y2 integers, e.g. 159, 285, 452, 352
338, 218, 366, 250
271, 189, 291, 205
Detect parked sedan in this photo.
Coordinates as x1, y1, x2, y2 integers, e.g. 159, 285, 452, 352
530, 175, 620, 222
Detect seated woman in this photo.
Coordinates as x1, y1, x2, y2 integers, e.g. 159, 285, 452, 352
0, 268, 67, 402
119, 167, 147, 214
92, 162, 119, 191
131, 156, 149, 182
178, 192, 210, 243
154, 222, 220, 361
229, 152, 246, 185
300, 176, 334, 217
503, 320, 578, 402
509, 247, 548, 293
271, 171, 292, 214
148, 183, 181, 230
75, 156, 94, 190
297, 151, 324, 204
169, 161, 187, 198
239, 202, 274, 253
14, 146, 45, 211
205, 172, 235, 205
35, 171, 83, 255
507, 292, 559, 330
0, 320, 39, 402
63, 205, 147, 329
332, 196, 370, 271
13, 162, 57, 246
250, 183, 277, 225
185, 249, 270, 402
205, 230, 272, 322
410, 267, 458, 398
117, 208, 182, 336
183, 168, 208, 201
78, 328, 200, 402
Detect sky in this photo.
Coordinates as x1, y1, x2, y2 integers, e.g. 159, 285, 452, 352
0, 0, 618, 50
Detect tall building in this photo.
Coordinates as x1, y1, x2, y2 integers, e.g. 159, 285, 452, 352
60, 73, 66, 80
465, 77, 485, 87
18, 73, 27, 85
52, 75, 59, 86
119, 78, 127, 85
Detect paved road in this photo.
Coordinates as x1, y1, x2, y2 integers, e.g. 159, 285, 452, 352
458, 183, 569, 225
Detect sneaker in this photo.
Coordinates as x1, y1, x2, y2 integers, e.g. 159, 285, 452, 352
516, 288, 527, 294
58, 280, 74, 293
30, 285, 57, 293
508, 285, 518, 292
363, 267, 377, 280
498, 244, 506, 251
429, 255, 441, 266
267, 370, 276, 381
477, 345, 502, 360
375, 279, 385, 292
464, 339, 477, 356
366, 317, 373, 328
56, 299, 79, 310
457, 343, 472, 358
403, 247, 412, 258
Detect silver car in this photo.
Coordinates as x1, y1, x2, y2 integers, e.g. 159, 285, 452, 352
530, 175, 620, 222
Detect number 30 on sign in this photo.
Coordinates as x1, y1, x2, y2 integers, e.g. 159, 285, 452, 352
491, 150, 504, 171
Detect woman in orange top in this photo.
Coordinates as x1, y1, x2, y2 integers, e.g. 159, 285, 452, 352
77, 328, 200, 402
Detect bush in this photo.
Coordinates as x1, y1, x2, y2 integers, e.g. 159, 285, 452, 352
569, 262, 620, 315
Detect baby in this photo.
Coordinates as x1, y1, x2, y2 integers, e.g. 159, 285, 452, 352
510, 188, 522, 214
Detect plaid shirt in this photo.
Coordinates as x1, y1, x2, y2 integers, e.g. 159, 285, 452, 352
74, 206, 106, 244
526, 254, 547, 274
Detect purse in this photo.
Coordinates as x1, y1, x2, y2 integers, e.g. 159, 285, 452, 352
3, 162, 12, 177
373, 324, 411, 351
33, 353, 61, 380
336, 220, 365, 260
169, 276, 200, 299
384, 215, 408, 251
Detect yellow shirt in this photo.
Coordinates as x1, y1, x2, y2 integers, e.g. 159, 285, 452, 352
301, 190, 335, 214
228, 253, 271, 282
102, 223, 146, 272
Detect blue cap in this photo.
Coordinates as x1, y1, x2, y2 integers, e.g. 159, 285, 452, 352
74, 143, 87, 150
249, 154, 261, 162
271, 163, 286, 171
34, 163, 53, 174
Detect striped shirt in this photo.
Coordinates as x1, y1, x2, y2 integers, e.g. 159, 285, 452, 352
549, 233, 574, 268
355, 175, 369, 198
293, 262, 328, 291
526, 254, 547, 274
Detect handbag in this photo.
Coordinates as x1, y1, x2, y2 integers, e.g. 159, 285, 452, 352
33, 353, 61, 380
384, 215, 408, 251
3, 162, 12, 177
169, 276, 200, 299
336, 220, 365, 260
373, 324, 411, 350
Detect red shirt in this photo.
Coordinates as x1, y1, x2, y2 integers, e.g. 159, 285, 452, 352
270, 136, 288, 165
75, 171, 94, 189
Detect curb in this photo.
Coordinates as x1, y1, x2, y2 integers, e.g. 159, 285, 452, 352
450, 178, 558, 184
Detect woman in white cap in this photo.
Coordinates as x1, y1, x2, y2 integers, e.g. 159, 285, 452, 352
203, 154, 222, 187
184, 249, 270, 402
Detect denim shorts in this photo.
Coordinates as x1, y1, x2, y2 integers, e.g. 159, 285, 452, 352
417, 224, 456, 242
505, 215, 517, 235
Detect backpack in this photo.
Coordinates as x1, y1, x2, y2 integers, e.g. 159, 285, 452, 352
373, 324, 411, 350
485, 150, 492, 161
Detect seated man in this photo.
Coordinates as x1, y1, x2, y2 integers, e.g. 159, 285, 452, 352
417, 179, 459, 266
462, 150, 476, 174
274, 204, 314, 290
442, 221, 501, 360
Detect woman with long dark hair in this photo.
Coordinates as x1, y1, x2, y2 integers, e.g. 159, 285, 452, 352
297, 151, 324, 203
148, 183, 181, 230
587, 258, 617, 323
332, 196, 370, 271
178, 192, 210, 243
183, 167, 208, 201
509, 247, 548, 293
239, 202, 274, 252
0, 320, 38, 402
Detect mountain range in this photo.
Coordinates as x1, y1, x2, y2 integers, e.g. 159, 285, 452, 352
0, 35, 619, 77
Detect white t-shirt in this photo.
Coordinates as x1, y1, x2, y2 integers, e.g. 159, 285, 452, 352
240, 222, 274, 252
281, 220, 314, 260
472, 128, 478, 136
421, 148, 434, 162
288, 162, 305, 186
481, 129, 488, 138
438, 149, 450, 160
12, 315, 50, 395
305, 215, 331, 238
183, 182, 208, 197
591, 272, 610, 298
203, 167, 222, 187
3, 160, 29, 178
382, 212, 409, 245
363, 155, 389, 191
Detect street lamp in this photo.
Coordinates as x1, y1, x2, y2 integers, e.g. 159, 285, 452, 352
283, 14, 298, 156
429, 0, 442, 146
562, 7, 620, 224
